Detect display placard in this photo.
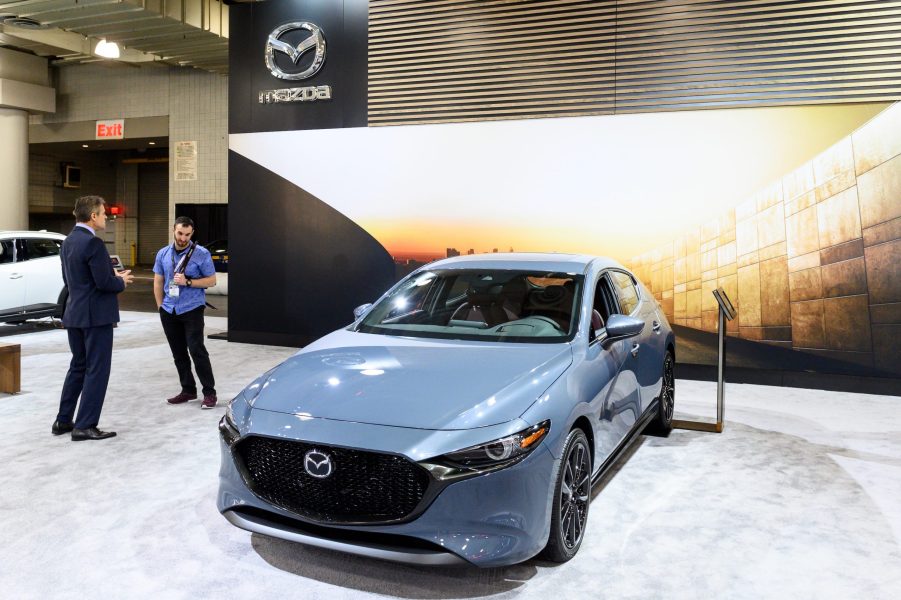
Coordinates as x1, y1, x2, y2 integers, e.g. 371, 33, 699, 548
712, 287, 736, 321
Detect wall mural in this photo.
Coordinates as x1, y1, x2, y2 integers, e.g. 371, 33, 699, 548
628, 104, 901, 379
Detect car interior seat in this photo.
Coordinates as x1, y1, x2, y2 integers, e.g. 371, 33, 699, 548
451, 285, 510, 327
498, 277, 528, 320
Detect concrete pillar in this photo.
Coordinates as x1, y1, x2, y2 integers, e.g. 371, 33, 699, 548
0, 47, 56, 231
0, 106, 28, 230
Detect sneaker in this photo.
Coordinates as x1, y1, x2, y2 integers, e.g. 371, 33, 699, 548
201, 394, 218, 409
167, 392, 197, 405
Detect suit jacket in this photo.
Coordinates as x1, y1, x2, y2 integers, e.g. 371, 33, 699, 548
61, 226, 125, 328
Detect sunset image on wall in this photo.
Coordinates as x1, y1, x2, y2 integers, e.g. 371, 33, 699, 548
230, 101, 899, 376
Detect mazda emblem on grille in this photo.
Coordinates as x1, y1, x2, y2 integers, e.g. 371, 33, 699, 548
304, 449, 333, 478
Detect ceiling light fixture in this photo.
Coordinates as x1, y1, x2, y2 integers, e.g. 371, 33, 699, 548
148, 141, 155, 145
94, 39, 120, 59
2, 16, 48, 29
82, 144, 89, 148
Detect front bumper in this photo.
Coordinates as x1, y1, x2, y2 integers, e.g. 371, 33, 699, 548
217, 410, 557, 567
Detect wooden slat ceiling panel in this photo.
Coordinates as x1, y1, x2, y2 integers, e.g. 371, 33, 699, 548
368, 0, 901, 125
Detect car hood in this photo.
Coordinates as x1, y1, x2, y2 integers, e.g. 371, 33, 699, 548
251, 330, 573, 430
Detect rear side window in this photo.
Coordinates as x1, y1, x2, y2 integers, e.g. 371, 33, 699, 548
26, 238, 62, 259
610, 271, 640, 315
0, 240, 13, 264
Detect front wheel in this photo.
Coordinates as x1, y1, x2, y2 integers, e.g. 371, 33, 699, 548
541, 428, 591, 563
647, 350, 675, 436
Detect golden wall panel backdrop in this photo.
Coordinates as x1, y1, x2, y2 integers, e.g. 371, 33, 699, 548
368, 0, 901, 125
627, 103, 901, 376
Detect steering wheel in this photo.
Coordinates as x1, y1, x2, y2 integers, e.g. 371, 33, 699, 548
530, 315, 564, 331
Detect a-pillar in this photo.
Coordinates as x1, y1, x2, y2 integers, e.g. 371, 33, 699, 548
0, 107, 28, 230
0, 48, 56, 230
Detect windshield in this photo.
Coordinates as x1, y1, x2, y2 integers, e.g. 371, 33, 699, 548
356, 269, 584, 343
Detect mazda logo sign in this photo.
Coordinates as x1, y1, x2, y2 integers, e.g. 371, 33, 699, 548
265, 21, 326, 81
304, 449, 333, 479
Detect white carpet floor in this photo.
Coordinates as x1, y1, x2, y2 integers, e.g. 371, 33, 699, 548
1, 312, 899, 599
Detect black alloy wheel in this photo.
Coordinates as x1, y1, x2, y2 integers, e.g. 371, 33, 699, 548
648, 350, 675, 435
662, 351, 675, 423
542, 429, 591, 562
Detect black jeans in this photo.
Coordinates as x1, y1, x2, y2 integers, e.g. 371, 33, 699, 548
159, 306, 216, 396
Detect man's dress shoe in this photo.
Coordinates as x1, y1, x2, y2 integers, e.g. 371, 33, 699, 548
71, 427, 117, 441
51, 420, 74, 435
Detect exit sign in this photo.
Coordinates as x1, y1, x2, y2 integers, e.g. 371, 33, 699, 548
96, 119, 124, 140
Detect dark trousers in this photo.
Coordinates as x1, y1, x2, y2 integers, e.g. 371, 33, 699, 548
57, 325, 114, 429
159, 306, 216, 396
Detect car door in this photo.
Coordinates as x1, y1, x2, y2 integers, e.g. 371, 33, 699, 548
576, 272, 641, 467
22, 237, 64, 310
609, 270, 657, 414
0, 239, 26, 316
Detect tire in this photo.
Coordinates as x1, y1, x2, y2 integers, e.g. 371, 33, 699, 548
541, 428, 592, 563
647, 350, 675, 436
53, 287, 68, 319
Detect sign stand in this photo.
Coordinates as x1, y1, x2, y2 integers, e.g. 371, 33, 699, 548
672, 287, 736, 434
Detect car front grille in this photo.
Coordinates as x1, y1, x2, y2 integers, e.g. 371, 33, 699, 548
234, 436, 432, 524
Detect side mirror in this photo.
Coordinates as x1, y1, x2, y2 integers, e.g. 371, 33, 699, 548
605, 314, 644, 341
353, 303, 373, 320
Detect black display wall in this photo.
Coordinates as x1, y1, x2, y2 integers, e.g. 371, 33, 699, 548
228, 0, 367, 134
228, 0, 391, 346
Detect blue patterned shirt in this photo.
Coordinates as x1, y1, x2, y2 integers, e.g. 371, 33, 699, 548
153, 243, 215, 314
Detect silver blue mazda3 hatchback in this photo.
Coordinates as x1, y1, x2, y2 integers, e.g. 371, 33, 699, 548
218, 254, 675, 567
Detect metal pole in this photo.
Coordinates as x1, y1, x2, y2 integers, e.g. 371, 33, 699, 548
674, 288, 729, 434
716, 307, 725, 432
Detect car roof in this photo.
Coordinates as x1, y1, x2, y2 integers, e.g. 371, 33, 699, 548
0, 230, 66, 240
425, 252, 624, 274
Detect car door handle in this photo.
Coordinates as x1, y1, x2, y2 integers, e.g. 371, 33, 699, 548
9, 273, 23, 279
631, 343, 640, 357
652, 320, 661, 333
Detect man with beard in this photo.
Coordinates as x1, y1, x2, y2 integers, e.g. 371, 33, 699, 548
153, 216, 218, 409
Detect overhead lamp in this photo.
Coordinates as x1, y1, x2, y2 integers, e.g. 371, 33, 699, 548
94, 39, 120, 59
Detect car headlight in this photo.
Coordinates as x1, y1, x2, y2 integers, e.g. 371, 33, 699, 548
241, 366, 278, 407
225, 399, 238, 428
221, 366, 279, 445
219, 409, 240, 446
420, 420, 550, 481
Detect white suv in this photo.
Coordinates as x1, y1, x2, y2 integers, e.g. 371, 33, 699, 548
0, 231, 67, 324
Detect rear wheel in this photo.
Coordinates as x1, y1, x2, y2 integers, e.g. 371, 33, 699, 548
54, 287, 68, 319
647, 350, 675, 436
541, 428, 591, 562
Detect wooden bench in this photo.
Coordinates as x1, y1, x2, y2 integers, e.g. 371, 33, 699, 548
0, 342, 21, 394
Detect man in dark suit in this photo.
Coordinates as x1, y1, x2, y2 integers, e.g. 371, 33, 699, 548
53, 196, 134, 441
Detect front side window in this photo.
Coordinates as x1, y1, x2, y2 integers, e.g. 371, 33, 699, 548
0, 240, 13, 265
14, 240, 28, 263
356, 269, 584, 343
610, 271, 640, 315
25, 238, 62, 259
